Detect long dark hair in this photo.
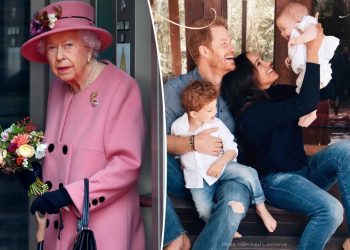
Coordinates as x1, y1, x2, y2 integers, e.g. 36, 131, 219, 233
221, 52, 269, 116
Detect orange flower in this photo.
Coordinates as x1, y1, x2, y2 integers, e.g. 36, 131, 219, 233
11, 134, 29, 147
16, 156, 24, 166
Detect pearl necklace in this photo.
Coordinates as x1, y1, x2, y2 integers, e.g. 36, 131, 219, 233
81, 59, 97, 91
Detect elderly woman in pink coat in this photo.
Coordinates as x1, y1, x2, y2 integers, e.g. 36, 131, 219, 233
20, 1, 145, 249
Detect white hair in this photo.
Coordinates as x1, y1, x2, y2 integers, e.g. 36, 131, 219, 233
37, 30, 101, 57
77, 30, 101, 56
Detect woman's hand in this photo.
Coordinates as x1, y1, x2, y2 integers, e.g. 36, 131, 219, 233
298, 110, 317, 127
18, 162, 42, 190
30, 188, 73, 214
306, 23, 324, 64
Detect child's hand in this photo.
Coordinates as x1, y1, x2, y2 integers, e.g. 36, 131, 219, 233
284, 57, 291, 69
207, 162, 224, 178
288, 38, 297, 47
298, 110, 317, 127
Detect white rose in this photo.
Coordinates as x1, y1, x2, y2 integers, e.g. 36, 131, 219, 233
16, 144, 35, 158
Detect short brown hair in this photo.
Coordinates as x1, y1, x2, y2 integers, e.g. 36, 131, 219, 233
187, 16, 228, 64
181, 80, 218, 113
277, 2, 309, 22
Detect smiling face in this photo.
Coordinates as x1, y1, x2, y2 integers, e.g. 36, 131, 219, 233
190, 99, 218, 124
205, 26, 236, 75
45, 31, 93, 86
246, 52, 279, 89
276, 15, 296, 40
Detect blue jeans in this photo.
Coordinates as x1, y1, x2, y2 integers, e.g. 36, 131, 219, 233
165, 154, 250, 249
191, 162, 265, 221
260, 140, 350, 250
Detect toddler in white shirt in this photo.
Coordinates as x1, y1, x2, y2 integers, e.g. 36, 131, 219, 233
171, 80, 276, 233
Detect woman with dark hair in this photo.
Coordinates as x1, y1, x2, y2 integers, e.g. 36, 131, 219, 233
222, 26, 350, 250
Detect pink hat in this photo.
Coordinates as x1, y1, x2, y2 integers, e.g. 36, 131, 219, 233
21, 1, 113, 63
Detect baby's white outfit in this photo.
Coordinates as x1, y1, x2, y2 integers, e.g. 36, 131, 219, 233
288, 15, 339, 92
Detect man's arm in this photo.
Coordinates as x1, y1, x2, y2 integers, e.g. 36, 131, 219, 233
167, 127, 223, 156
167, 135, 192, 155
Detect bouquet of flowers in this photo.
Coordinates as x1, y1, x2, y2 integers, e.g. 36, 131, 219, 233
0, 117, 48, 196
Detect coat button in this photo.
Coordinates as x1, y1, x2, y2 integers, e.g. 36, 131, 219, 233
48, 144, 55, 153
58, 183, 64, 189
92, 199, 98, 206
62, 145, 68, 155
54, 220, 59, 229
45, 181, 52, 190
46, 219, 49, 228
99, 196, 105, 203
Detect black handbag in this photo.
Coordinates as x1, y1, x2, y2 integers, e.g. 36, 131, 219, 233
73, 178, 97, 250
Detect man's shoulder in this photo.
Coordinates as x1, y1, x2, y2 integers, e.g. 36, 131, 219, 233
213, 117, 229, 127
164, 68, 201, 93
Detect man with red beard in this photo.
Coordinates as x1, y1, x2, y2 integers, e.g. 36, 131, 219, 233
164, 16, 250, 250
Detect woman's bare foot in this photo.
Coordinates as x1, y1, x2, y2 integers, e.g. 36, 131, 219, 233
256, 203, 277, 232
343, 237, 350, 250
164, 233, 191, 250
233, 231, 242, 238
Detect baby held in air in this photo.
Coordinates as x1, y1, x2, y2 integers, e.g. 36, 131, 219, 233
276, 2, 339, 127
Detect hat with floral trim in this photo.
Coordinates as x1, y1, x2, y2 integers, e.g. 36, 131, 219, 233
21, 1, 113, 63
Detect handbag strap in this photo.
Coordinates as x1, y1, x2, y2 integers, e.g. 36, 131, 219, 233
81, 178, 89, 229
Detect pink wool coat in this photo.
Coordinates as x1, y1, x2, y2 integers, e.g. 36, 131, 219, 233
41, 61, 145, 249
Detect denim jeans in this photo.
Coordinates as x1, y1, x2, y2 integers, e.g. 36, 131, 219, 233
260, 140, 350, 250
191, 162, 265, 221
165, 154, 250, 249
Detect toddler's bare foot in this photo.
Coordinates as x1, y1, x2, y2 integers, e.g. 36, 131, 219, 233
256, 203, 277, 232
233, 231, 242, 238
343, 237, 350, 250
164, 233, 190, 250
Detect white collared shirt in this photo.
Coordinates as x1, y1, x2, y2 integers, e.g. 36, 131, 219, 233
171, 113, 238, 188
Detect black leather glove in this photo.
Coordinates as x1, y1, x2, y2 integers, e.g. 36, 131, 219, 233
30, 188, 73, 215
18, 162, 42, 190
